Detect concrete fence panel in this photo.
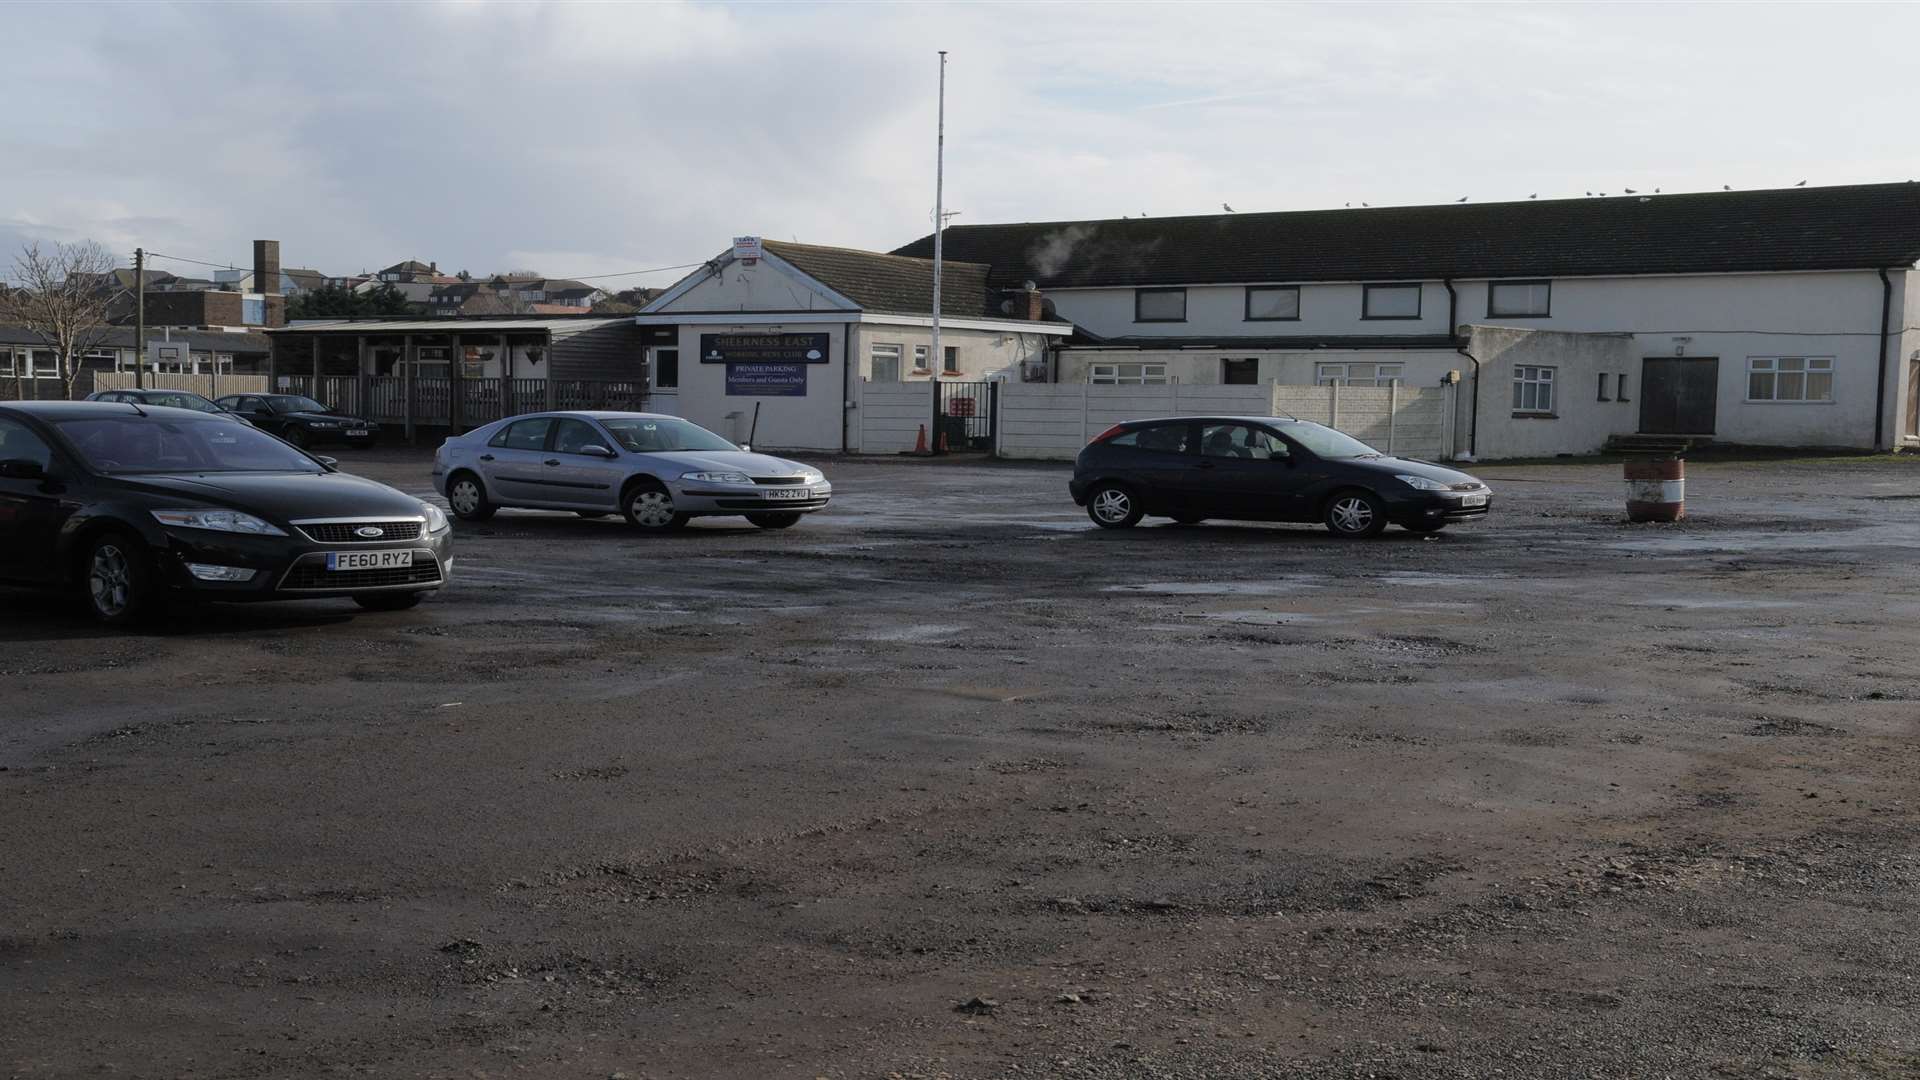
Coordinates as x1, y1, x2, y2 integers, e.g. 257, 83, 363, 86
997, 382, 1274, 460
1270, 384, 1452, 460
857, 380, 935, 454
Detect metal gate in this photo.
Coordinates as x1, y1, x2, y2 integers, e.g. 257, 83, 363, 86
933, 380, 996, 453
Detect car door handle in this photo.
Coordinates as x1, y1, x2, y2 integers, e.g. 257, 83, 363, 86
544, 459, 560, 466
478, 454, 494, 462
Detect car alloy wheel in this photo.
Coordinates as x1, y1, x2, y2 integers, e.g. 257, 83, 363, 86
1327, 493, 1385, 538
89, 543, 132, 617
1087, 484, 1143, 529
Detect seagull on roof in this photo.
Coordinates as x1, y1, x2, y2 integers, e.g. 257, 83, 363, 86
1795, 180, 1807, 187
1528, 193, 1537, 199
1456, 196, 1468, 203
1723, 185, 1731, 190
1361, 202, 1370, 207
1624, 188, 1638, 194
1222, 202, 1235, 212
1586, 191, 1593, 196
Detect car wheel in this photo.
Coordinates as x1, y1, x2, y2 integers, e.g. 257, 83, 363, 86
1170, 514, 1206, 525
353, 591, 424, 611
747, 512, 802, 529
1325, 490, 1387, 539
1402, 521, 1447, 534
1086, 483, 1144, 529
623, 481, 689, 532
446, 472, 496, 522
83, 533, 160, 626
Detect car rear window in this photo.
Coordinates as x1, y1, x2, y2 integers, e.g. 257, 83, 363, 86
1107, 424, 1191, 454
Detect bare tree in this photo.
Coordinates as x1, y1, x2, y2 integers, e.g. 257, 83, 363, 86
3, 240, 120, 399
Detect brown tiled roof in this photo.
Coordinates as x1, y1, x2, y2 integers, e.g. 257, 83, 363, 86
892, 182, 1920, 288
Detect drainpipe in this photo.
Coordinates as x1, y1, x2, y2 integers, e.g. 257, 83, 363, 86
1443, 278, 1480, 461
842, 320, 855, 453
1875, 268, 1893, 450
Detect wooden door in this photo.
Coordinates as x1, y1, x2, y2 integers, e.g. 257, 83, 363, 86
1639, 357, 1719, 435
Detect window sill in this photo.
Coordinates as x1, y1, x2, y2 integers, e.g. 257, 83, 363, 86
1133, 319, 1188, 324
1244, 316, 1302, 323
1511, 411, 1558, 420
1360, 315, 1424, 321
1742, 399, 1835, 405
1487, 313, 1552, 320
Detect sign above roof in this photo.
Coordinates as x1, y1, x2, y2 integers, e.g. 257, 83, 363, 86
733, 236, 763, 264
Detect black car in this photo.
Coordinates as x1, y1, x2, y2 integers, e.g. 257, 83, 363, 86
1069, 415, 1491, 538
213, 393, 379, 449
0, 401, 451, 625
87, 387, 253, 424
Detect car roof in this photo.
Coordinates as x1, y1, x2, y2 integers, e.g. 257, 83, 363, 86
0, 400, 225, 421
1124, 415, 1307, 426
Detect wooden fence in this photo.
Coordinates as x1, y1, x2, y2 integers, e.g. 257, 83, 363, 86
92, 372, 270, 397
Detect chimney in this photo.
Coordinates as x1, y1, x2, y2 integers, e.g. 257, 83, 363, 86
253, 240, 280, 294
429, 261, 438, 274
1005, 280, 1044, 321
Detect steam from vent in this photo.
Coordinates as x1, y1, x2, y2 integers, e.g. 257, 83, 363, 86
1026, 224, 1096, 278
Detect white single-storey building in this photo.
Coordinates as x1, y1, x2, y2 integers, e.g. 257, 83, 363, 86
893, 182, 1920, 457
636, 240, 1072, 450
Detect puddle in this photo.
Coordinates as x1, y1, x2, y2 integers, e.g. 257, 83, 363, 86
1104, 579, 1320, 596
862, 623, 969, 642
1180, 610, 1321, 626
1372, 571, 1511, 587
1605, 523, 1914, 554
1628, 597, 1801, 611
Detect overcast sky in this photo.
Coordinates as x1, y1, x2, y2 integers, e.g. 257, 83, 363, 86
7, 1, 1919, 288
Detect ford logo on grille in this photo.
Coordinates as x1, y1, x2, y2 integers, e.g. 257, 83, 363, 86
354, 526, 385, 538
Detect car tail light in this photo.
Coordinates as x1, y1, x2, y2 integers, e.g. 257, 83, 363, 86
1089, 424, 1128, 444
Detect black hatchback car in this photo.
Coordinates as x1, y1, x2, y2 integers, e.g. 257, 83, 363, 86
87, 387, 252, 424
1069, 415, 1491, 538
0, 401, 450, 625
213, 393, 379, 449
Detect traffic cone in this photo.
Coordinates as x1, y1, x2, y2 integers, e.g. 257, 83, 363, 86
938, 430, 950, 452
913, 424, 928, 453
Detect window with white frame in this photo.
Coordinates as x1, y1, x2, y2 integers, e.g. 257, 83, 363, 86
1747, 356, 1832, 402
870, 343, 903, 381
1488, 280, 1551, 317
912, 345, 928, 372
1316, 362, 1403, 386
1089, 362, 1170, 385
1134, 288, 1187, 323
1513, 364, 1555, 413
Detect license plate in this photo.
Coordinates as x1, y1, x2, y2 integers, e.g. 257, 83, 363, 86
346, 429, 370, 437
326, 550, 413, 571
1461, 494, 1488, 507
765, 488, 809, 501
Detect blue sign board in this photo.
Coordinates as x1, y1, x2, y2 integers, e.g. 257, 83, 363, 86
726, 362, 808, 396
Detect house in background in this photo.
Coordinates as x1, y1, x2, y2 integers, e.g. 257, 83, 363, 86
425, 275, 608, 317
636, 239, 1072, 450
895, 182, 1920, 454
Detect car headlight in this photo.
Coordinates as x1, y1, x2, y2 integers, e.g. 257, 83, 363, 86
422, 503, 450, 533
680, 471, 754, 484
308, 421, 341, 429
800, 470, 826, 483
151, 509, 288, 536
1395, 474, 1451, 492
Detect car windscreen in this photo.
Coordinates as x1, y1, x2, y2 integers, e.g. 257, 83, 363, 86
57, 416, 322, 474
599, 417, 739, 453
1280, 421, 1381, 459
267, 395, 329, 414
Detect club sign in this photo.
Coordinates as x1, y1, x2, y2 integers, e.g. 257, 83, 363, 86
699, 332, 830, 365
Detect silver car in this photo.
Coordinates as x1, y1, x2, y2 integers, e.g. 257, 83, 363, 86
433, 411, 831, 532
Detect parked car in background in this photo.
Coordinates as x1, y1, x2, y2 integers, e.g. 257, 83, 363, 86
0, 401, 450, 625
87, 387, 253, 424
435, 411, 831, 532
213, 393, 379, 449
1070, 415, 1491, 538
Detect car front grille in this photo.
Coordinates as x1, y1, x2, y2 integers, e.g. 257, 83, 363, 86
296, 520, 423, 543
279, 552, 442, 592
751, 476, 809, 486
1449, 482, 1483, 492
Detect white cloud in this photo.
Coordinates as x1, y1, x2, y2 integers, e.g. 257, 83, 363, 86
4, 0, 1918, 282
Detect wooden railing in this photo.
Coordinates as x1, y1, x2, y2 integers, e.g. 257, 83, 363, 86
263, 374, 650, 436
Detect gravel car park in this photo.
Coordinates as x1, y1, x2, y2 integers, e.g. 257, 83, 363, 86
6, 447, 1920, 1079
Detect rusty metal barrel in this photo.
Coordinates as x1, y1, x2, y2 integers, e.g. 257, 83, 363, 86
1624, 458, 1685, 522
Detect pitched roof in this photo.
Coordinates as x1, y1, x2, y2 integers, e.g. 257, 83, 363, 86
381, 260, 434, 275
891, 182, 1920, 289
0, 324, 270, 354
761, 240, 1009, 319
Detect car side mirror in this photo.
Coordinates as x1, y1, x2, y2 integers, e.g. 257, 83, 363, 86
738, 442, 752, 452
0, 458, 45, 480
580, 444, 615, 458
314, 455, 338, 470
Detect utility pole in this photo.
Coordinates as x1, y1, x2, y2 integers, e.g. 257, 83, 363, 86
132, 247, 146, 388
930, 50, 947, 451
